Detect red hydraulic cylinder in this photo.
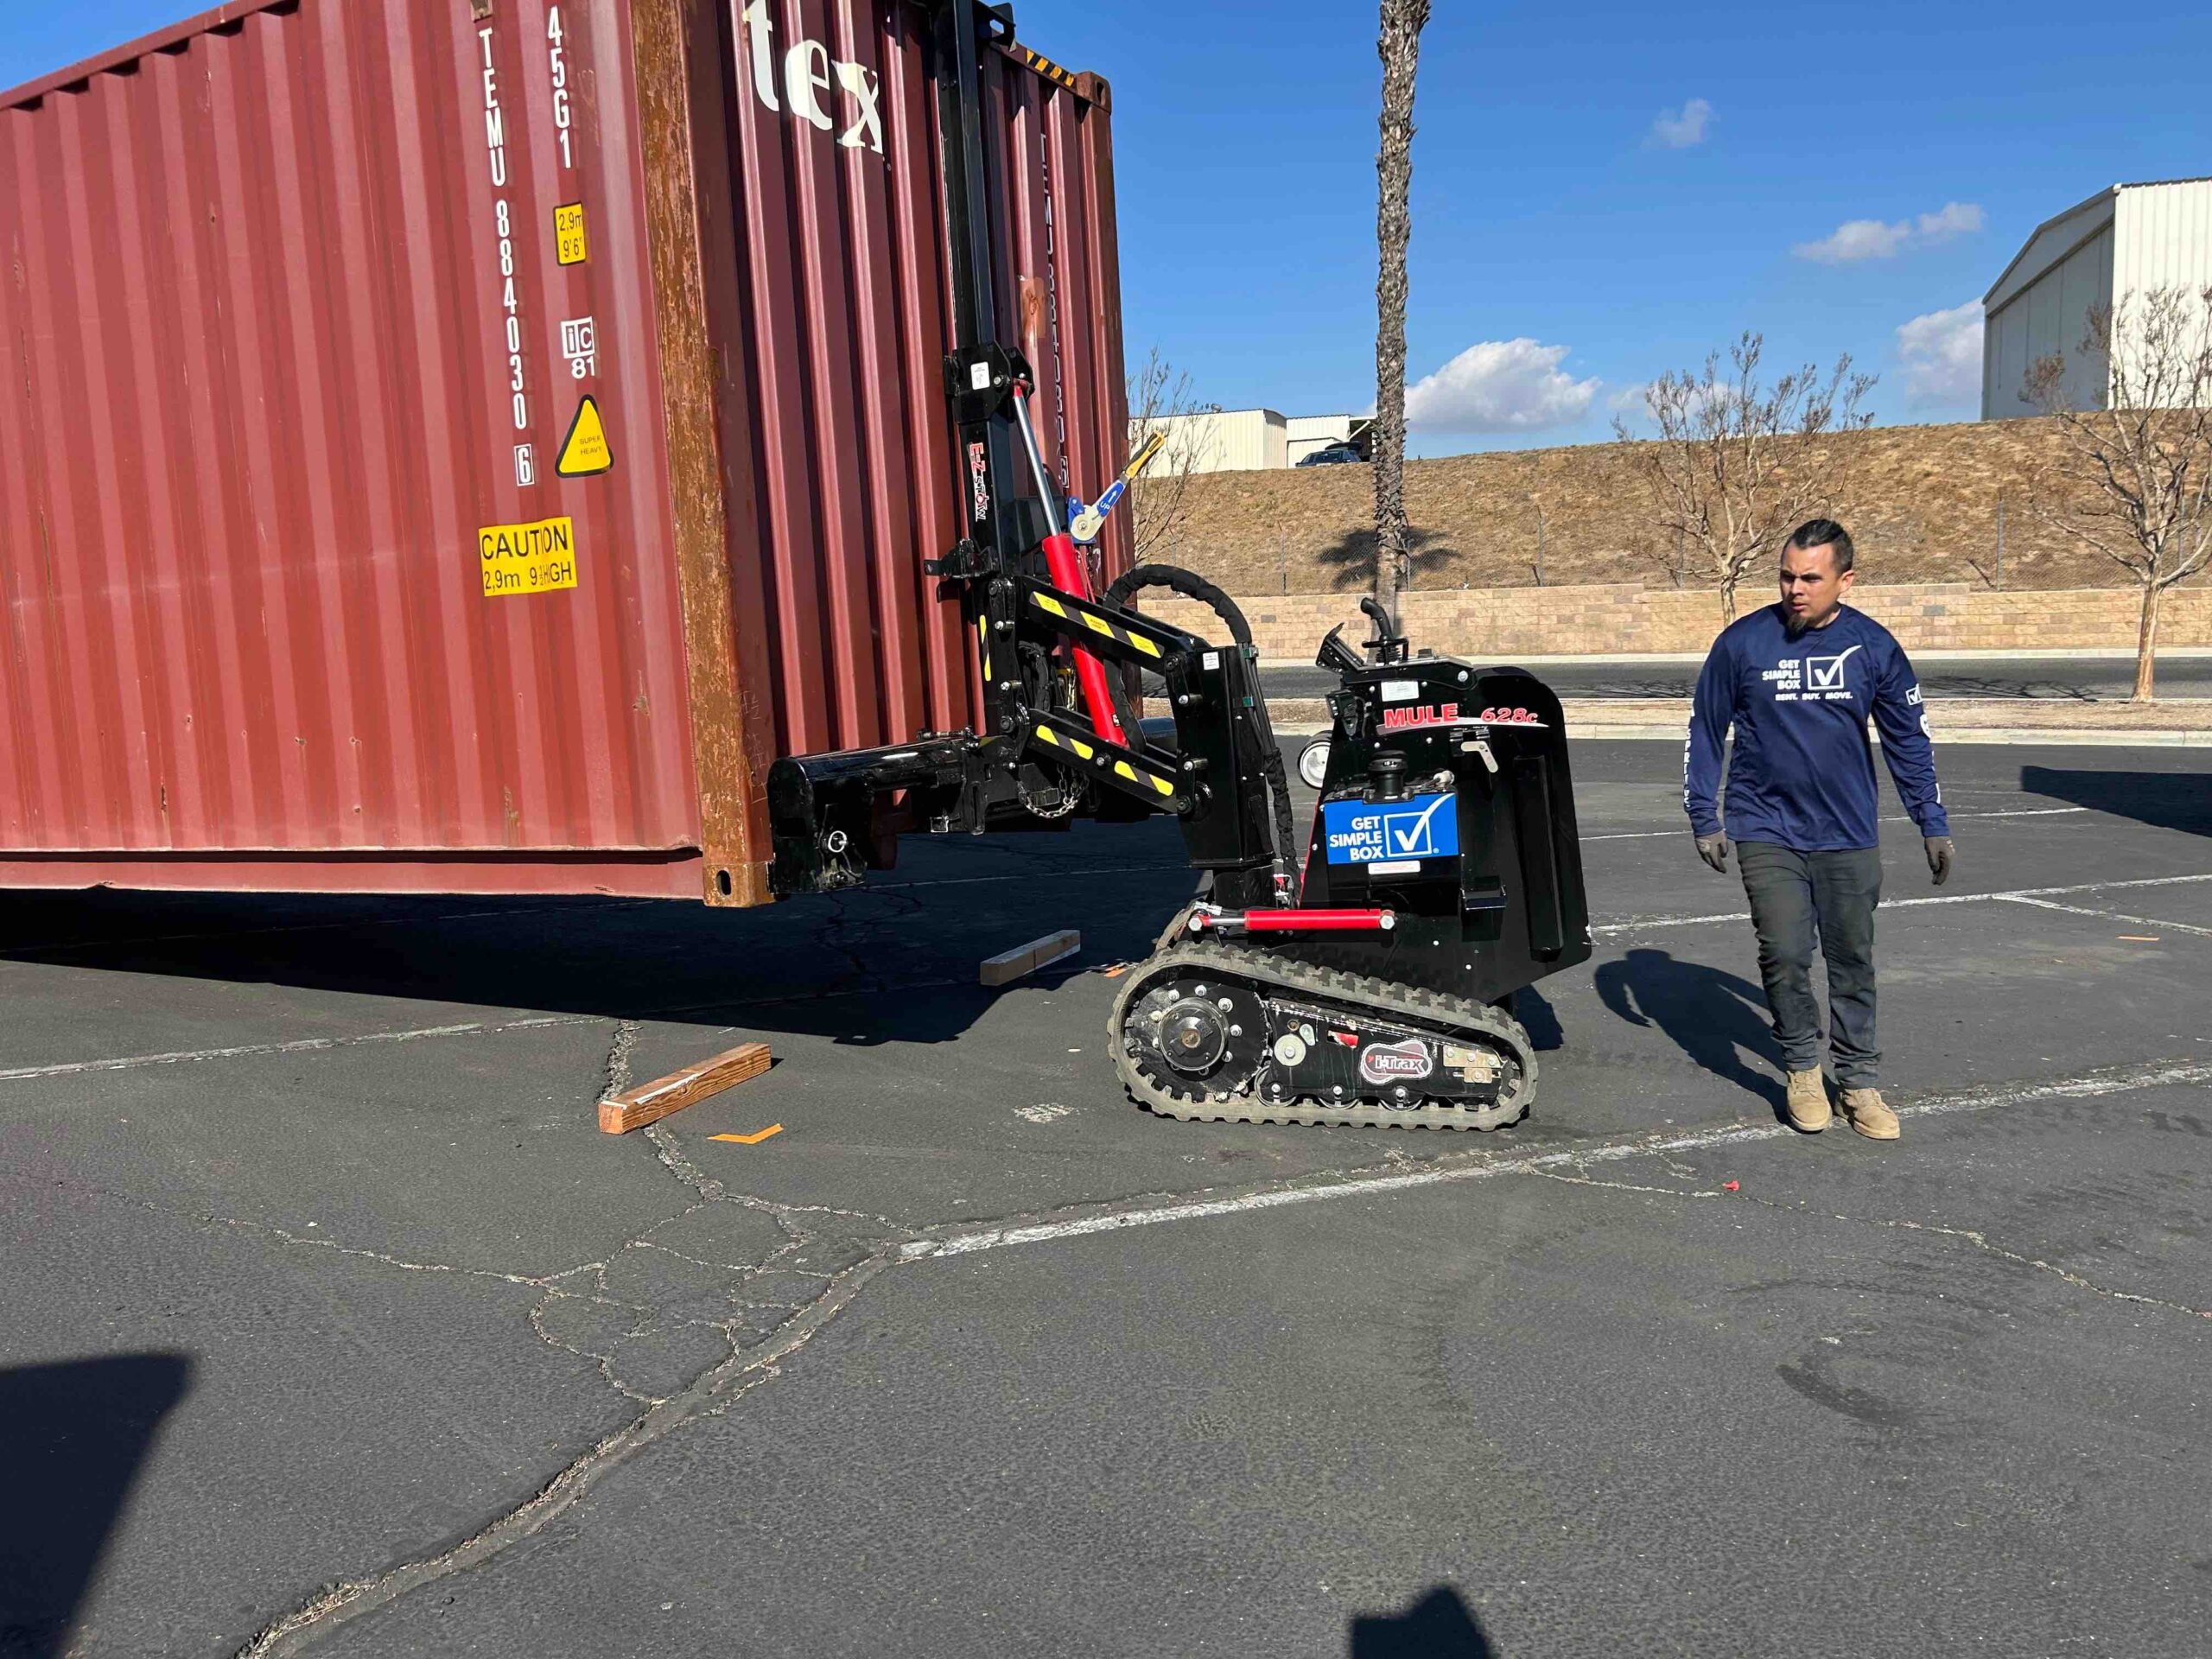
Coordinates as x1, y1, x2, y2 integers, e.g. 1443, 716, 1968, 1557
1039, 527, 1129, 747
1190, 907, 1397, 935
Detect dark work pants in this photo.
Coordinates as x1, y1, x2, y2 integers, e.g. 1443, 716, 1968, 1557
1737, 842, 1884, 1086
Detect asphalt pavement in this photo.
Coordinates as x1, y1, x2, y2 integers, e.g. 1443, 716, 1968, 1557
5, 741, 2210, 1657
1258, 652, 2212, 702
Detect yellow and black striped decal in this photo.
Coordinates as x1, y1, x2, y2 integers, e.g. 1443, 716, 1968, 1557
1014, 46, 1080, 93
1032, 723, 1179, 801
1027, 590, 1164, 659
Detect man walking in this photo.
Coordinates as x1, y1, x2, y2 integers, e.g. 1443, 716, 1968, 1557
1684, 519, 1955, 1139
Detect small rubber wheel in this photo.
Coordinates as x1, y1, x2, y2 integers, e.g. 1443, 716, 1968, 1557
1296, 736, 1331, 789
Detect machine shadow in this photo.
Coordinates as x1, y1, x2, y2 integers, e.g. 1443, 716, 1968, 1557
1348, 1586, 1497, 1657
1593, 947, 1788, 1115
1511, 985, 1565, 1052
0, 1353, 192, 1659
2018, 766, 2212, 836
0, 824, 1200, 1046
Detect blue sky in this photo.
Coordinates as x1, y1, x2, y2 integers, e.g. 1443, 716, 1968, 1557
9, 2, 2207, 456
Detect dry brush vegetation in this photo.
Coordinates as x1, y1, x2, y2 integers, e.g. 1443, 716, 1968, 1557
1139, 416, 2149, 599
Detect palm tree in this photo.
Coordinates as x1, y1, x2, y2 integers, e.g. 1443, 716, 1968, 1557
1370, 0, 1430, 629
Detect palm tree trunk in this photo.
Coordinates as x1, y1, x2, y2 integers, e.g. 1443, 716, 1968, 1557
1370, 0, 1429, 627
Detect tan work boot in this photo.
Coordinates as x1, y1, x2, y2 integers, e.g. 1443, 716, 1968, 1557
1784, 1069, 1831, 1132
1839, 1087, 1900, 1140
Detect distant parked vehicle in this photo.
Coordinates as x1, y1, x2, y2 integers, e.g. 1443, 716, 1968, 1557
1296, 443, 1365, 467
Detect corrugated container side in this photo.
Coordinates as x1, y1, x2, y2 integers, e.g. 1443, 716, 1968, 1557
0, 0, 699, 892
0, 0, 1130, 906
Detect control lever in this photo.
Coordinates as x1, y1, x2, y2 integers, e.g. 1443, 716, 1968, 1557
1359, 596, 1410, 664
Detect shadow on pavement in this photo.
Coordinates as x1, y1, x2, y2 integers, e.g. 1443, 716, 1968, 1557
0, 1353, 191, 1659
2019, 766, 2212, 836
1349, 1586, 1496, 1656
0, 828, 1199, 1042
1512, 985, 1565, 1052
1594, 946, 1786, 1115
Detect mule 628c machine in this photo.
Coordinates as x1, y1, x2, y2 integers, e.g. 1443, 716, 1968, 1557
768, 3, 1590, 1131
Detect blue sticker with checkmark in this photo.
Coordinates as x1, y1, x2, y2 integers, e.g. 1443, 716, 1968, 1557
1321, 793, 1459, 865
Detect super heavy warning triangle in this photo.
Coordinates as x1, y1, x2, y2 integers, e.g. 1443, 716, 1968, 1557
556, 396, 613, 478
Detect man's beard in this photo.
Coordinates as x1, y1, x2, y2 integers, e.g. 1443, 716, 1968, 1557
1783, 603, 1832, 639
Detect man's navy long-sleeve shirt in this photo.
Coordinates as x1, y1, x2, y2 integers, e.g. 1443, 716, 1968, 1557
1684, 603, 1948, 852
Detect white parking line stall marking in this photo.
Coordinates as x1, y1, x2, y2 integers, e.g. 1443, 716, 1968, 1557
900, 1059, 2212, 1262
1581, 806, 2088, 843
1592, 868, 2212, 937
1994, 895, 2212, 939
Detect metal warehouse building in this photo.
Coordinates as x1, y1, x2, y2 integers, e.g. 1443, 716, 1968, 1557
1981, 177, 2212, 419
1133, 409, 1370, 474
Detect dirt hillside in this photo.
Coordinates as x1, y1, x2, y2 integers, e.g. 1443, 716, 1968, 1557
1135, 416, 2149, 596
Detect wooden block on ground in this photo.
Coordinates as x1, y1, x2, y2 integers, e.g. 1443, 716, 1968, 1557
979, 929, 1081, 988
598, 1042, 772, 1135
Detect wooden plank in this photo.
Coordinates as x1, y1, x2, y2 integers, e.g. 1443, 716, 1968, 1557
598, 1042, 772, 1135
979, 929, 1081, 988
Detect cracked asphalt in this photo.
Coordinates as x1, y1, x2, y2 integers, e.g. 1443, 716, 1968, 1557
3, 741, 2209, 1657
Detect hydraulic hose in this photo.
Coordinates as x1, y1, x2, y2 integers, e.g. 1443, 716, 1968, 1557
1102, 564, 1301, 899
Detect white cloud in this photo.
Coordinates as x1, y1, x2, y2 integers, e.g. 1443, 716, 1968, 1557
1649, 98, 1712, 149
1896, 300, 1984, 408
1916, 201, 1985, 241
1405, 340, 1599, 435
1793, 200, 1986, 264
1796, 218, 1912, 264
1605, 382, 1653, 423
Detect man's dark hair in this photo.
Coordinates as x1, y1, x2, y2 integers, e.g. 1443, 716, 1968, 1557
1783, 518, 1854, 573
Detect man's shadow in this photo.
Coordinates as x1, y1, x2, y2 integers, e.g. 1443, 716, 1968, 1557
1593, 947, 1789, 1117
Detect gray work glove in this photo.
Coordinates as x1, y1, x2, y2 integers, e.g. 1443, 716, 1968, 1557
1694, 832, 1730, 874
1925, 836, 1954, 887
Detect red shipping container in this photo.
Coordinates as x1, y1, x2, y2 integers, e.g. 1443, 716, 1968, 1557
0, 0, 1128, 906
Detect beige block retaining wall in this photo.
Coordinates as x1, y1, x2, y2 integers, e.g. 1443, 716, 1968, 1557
1137, 585, 2205, 661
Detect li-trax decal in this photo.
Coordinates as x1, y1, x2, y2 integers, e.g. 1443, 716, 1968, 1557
966, 441, 991, 524
1359, 1037, 1434, 1085
1380, 702, 1548, 731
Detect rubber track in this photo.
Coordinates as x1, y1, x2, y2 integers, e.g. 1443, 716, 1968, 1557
1109, 912, 1537, 1132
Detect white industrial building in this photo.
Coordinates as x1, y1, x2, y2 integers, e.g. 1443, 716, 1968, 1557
1131, 408, 1369, 474
1981, 177, 2212, 419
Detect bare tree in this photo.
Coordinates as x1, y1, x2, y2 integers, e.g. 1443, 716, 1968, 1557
2026, 286, 2212, 702
1615, 333, 1874, 621
1370, 0, 1430, 627
1124, 346, 1218, 563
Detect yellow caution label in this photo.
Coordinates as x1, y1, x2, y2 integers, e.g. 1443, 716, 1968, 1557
479, 514, 578, 598
556, 396, 613, 477
554, 201, 588, 266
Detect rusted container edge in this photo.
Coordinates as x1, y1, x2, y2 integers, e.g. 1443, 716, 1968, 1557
996, 39, 1109, 111
630, 0, 767, 907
